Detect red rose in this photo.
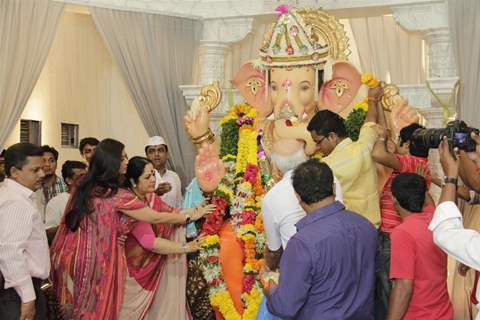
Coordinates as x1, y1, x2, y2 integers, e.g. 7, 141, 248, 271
207, 256, 219, 263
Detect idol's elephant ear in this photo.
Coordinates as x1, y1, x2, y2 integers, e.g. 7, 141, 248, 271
319, 61, 362, 115
231, 61, 272, 119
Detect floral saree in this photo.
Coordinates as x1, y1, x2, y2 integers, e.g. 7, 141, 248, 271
50, 188, 146, 319
119, 193, 190, 320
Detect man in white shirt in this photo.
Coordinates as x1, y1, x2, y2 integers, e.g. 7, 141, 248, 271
45, 160, 87, 243
145, 136, 182, 208
0, 143, 50, 320
429, 137, 480, 317
262, 151, 343, 269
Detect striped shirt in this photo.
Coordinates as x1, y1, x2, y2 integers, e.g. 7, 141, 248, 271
34, 175, 68, 223
43, 175, 68, 203
380, 155, 431, 233
0, 179, 50, 303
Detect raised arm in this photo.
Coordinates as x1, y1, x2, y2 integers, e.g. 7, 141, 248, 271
371, 126, 401, 170
458, 151, 480, 193
365, 85, 383, 123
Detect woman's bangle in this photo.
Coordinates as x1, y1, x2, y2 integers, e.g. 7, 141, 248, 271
182, 243, 189, 253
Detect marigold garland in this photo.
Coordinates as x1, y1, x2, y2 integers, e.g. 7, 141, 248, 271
200, 103, 266, 320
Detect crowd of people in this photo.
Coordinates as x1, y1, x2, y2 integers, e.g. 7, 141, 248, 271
1, 94, 480, 320
0, 136, 214, 320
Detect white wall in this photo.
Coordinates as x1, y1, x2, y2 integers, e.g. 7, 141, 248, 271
4, 10, 149, 166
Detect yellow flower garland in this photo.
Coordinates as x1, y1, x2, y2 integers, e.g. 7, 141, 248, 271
203, 103, 265, 320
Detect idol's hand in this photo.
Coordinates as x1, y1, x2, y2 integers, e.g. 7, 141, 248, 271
391, 98, 420, 133
185, 98, 211, 139
195, 144, 225, 192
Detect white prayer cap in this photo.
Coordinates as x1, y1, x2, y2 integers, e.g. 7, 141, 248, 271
146, 136, 167, 147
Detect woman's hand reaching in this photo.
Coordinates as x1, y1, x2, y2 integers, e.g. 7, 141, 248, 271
191, 203, 216, 221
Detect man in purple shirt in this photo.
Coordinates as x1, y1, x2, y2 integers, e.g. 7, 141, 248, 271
264, 158, 377, 319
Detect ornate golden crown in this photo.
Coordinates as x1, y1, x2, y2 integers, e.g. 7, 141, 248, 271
259, 6, 350, 68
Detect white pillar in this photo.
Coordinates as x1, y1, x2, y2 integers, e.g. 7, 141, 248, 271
392, 0, 458, 201
181, 17, 254, 130
198, 42, 229, 86
392, 1, 458, 109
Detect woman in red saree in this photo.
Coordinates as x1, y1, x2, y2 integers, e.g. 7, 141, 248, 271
50, 139, 213, 320
119, 157, 203, 319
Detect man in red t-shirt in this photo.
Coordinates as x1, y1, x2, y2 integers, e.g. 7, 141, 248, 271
371, 123, 433, 317
387, 173, 452, 319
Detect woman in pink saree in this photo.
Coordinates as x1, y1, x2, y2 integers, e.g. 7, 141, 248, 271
50, 139, 213, 320
119, 157, 202, 320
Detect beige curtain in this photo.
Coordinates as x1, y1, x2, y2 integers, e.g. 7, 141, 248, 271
349, 15, 426, 85
0, 0, 64, 149
90, 7, 201, 184
448, 0, 480, 127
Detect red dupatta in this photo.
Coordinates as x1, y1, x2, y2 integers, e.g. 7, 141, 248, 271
50, 188, 146, 320
123, 194, 177, 308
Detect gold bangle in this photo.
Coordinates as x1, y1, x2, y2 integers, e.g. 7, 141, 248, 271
192, 129, 212, 142
194, 132, 215, 145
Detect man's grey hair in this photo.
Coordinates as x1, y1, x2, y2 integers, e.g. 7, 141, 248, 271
271, 147, 307, 174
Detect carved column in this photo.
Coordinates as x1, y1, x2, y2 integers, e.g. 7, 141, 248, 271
392, 0, 458, 109
198, 42, 229, 86
181, 17, 253, 131
392, 0, 458, 200
197, 17, 254, 86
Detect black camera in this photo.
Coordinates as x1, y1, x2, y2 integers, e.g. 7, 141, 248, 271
411, 120, 479, 152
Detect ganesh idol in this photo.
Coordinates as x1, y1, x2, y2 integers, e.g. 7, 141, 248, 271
182, 5, 421, 320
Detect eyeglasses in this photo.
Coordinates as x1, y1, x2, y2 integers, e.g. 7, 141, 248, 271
316, 136, 327, 145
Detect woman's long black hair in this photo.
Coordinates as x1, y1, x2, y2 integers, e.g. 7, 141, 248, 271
65, 138, 125, 231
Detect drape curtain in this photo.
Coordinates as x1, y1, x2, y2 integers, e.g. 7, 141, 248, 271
90, 7, 201, 184
448, 0, 480, 127
349, 15, 426, 85
0, 0, 64, 149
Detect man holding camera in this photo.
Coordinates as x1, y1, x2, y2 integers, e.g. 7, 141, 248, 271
430, 134, 480, 317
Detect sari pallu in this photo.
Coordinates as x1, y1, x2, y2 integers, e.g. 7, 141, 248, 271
120, 193, 190, 320
50, 188, 147, 319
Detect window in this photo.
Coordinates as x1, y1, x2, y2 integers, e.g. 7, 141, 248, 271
61, 123, 79, 148
20, 120, 42, 145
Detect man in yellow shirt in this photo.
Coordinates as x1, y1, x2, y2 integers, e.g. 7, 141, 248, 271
307, 88, 384, 226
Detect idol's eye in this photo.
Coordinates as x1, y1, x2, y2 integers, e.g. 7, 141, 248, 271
301, 85, 311, 91
270, 83, 278, 91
